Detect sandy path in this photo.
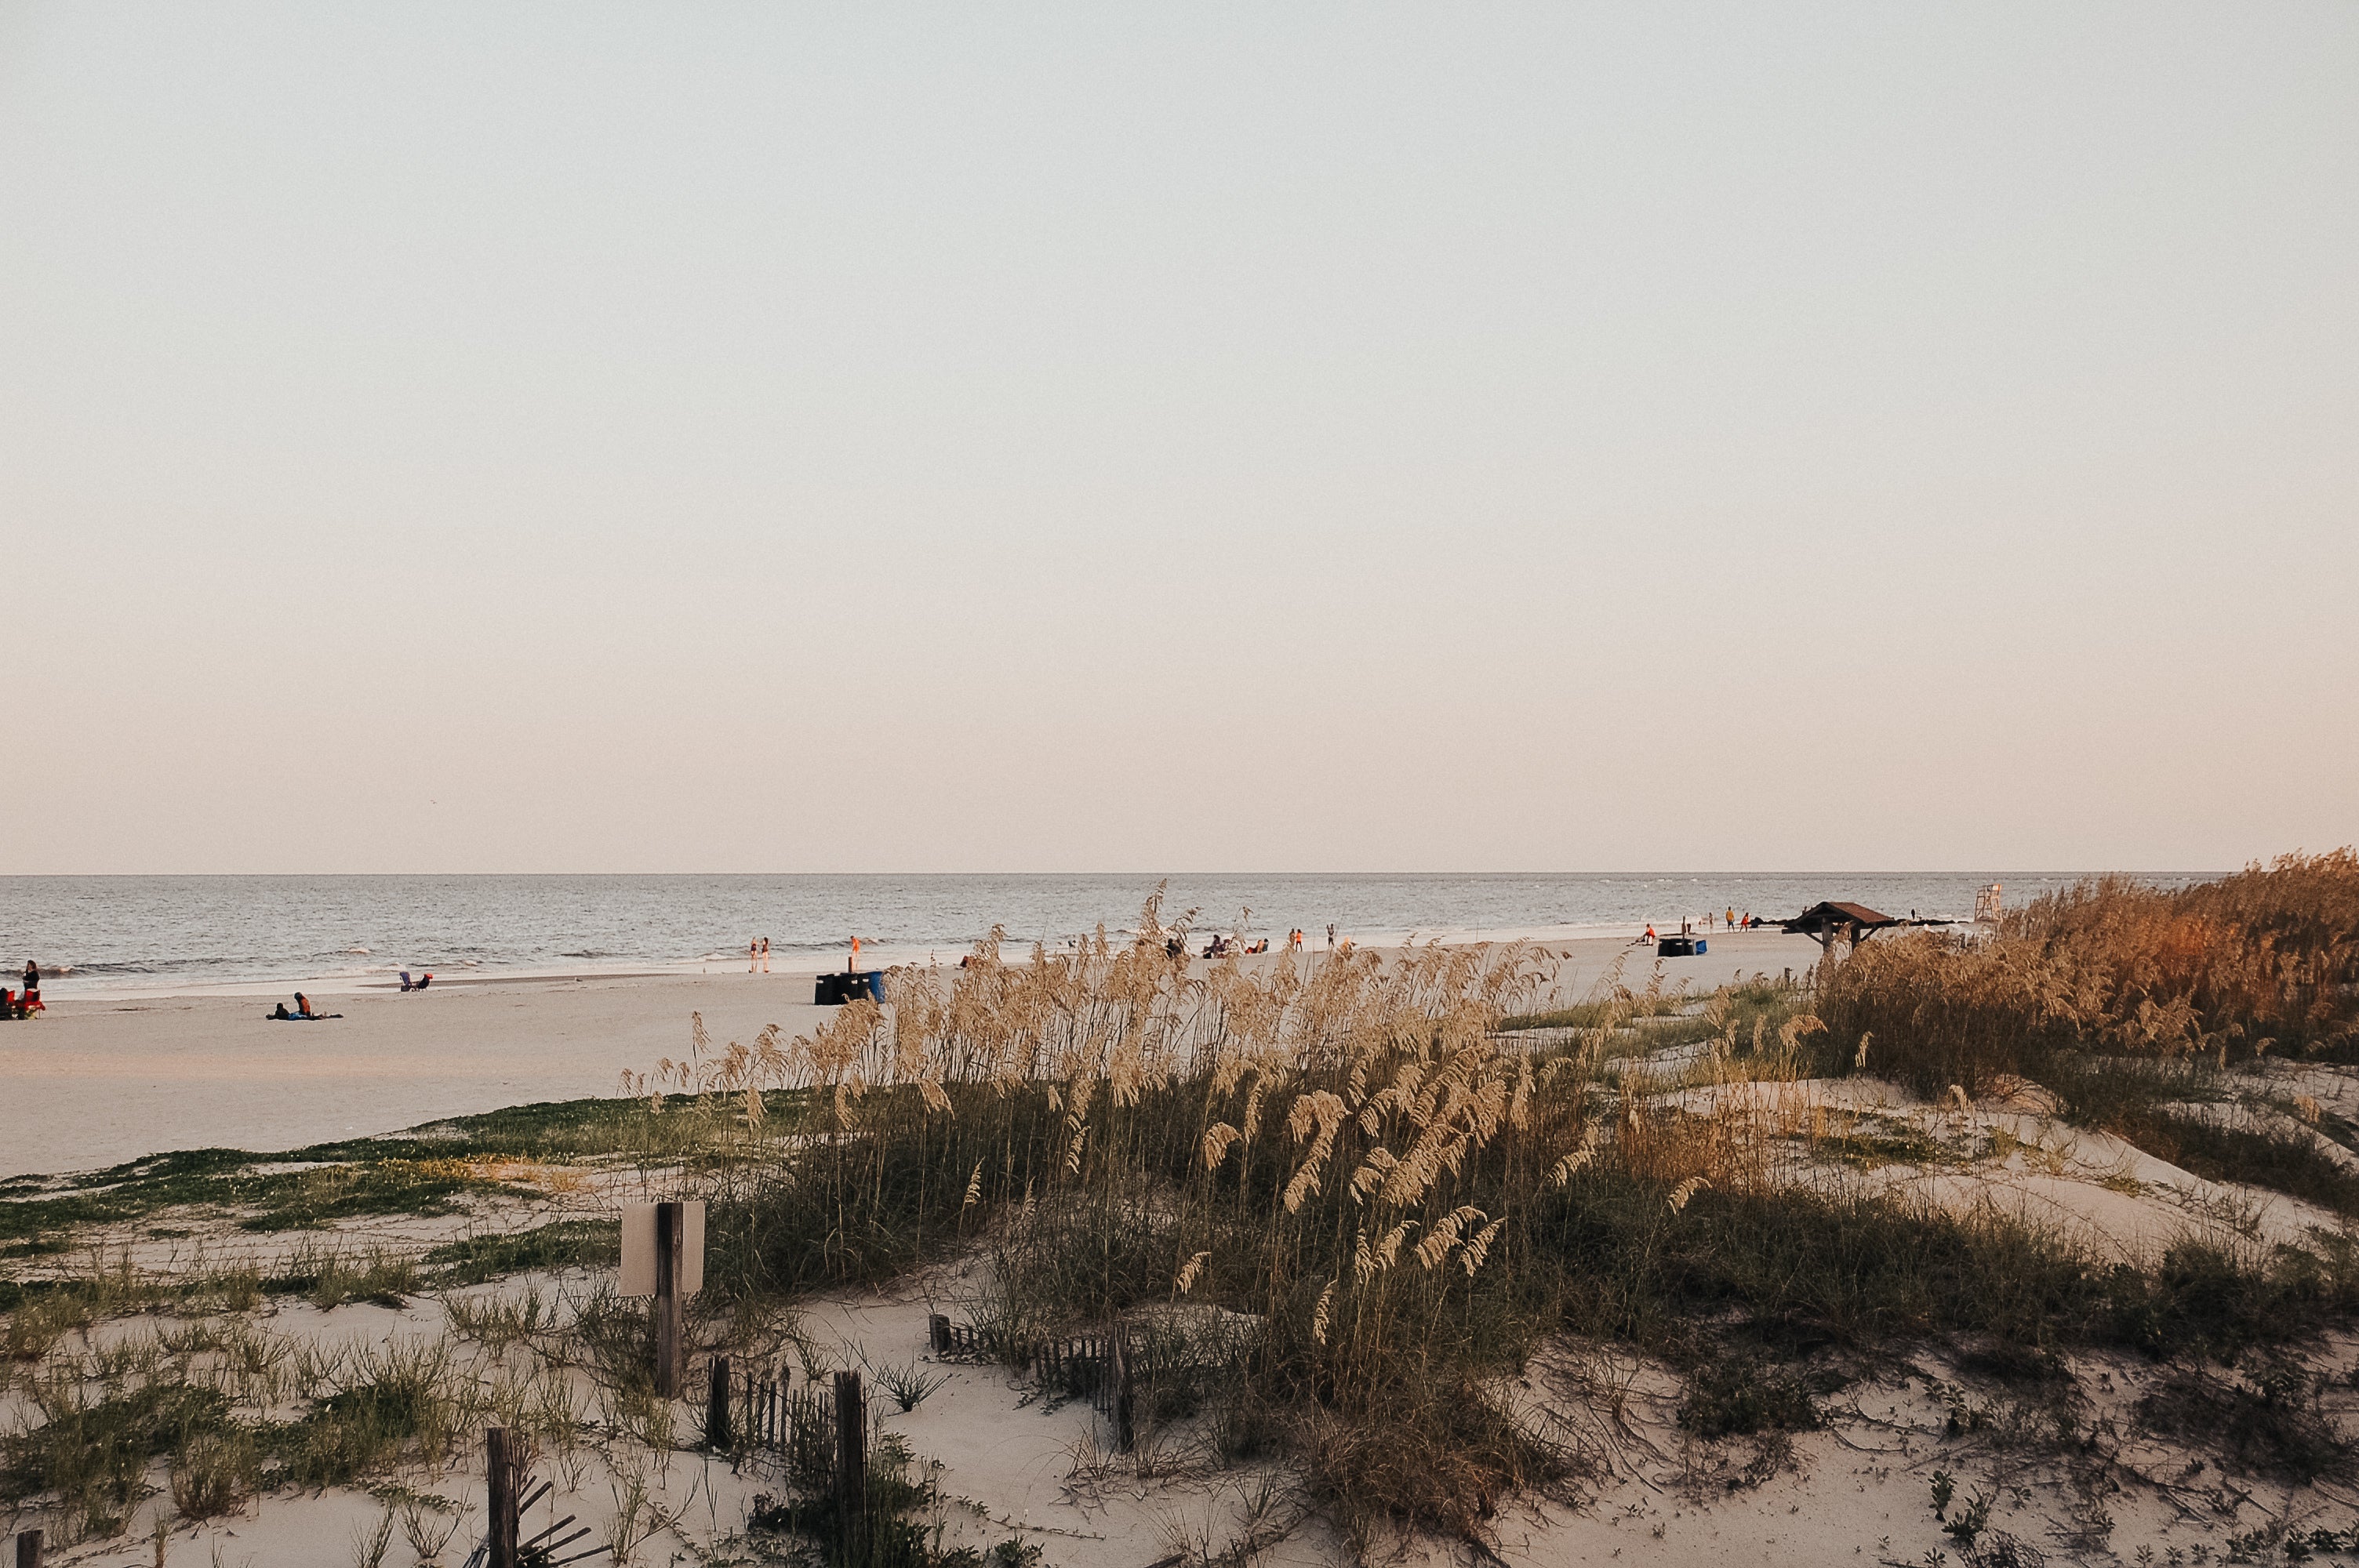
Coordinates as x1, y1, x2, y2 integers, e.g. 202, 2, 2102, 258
2, 931, 1824, 1178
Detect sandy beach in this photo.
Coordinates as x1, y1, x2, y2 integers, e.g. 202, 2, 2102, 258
2, 931, 1827, 1178
9, 865, 2358, 1568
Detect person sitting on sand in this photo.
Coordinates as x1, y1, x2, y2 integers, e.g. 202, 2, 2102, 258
294, 991, 316, 1018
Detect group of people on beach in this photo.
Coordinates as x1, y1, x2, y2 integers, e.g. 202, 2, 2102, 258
754, 927, 1347, 975
1636, 908, 1769, 946
1, 960, 42, 1019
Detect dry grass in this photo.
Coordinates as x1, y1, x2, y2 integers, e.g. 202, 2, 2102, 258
13, 862, 2359, 1557
1818, 851, 2359, 1098
631, 873, 2359, 1548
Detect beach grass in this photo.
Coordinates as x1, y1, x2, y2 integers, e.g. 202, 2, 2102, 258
10, 860, 2359, 1555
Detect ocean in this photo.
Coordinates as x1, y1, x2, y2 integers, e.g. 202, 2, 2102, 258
0, 872, 2162, 1001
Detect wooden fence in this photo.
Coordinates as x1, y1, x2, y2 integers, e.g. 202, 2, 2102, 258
709, 1314, 1247, 1461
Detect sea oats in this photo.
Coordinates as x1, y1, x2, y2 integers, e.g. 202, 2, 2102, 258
1459, 1217, 1505, 1276
1202, 1122, 1244, 1171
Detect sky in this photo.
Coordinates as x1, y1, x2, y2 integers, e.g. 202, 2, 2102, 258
2, 3, 2354, 875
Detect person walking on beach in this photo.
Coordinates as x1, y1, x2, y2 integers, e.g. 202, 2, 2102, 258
760, 936, 770, 974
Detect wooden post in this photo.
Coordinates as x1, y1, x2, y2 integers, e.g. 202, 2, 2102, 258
1110, 1333, 1136, 1453
929, 1313, 951, 1355
485, 1428, 518, 1568
833, 1370, 867, 1559
707, 1355, 732, 1450
653, 1200, 683, 1398
16, 1528, 42, 1568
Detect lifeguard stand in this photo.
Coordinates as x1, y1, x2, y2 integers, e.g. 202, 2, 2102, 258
1972, 883, 2003, 924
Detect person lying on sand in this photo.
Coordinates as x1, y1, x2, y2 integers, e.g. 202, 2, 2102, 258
267, 992, 343, 1021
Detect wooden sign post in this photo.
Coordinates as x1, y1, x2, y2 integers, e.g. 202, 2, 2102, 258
653, 1202, 683, 1397
622, 1200, 704, 1398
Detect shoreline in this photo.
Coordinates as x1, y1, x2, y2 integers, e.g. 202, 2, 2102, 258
0, 931, 1828, 1178
31, 916, 1783, 1004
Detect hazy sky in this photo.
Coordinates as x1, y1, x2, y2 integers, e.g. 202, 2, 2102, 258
2, 4, 2353, 874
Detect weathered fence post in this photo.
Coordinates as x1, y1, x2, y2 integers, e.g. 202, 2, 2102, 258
485, 1428, 519, 1568
15, 1528, 42, 1568
653, 1200, 683, 1397
929, 1313, 951, 1354
1110, 1333, 1136, 1453
707, 1354, 732, 1450
834, 1370, 867, 1558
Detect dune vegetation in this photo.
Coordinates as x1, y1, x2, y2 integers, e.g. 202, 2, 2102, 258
7, 858, 2359, 1563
